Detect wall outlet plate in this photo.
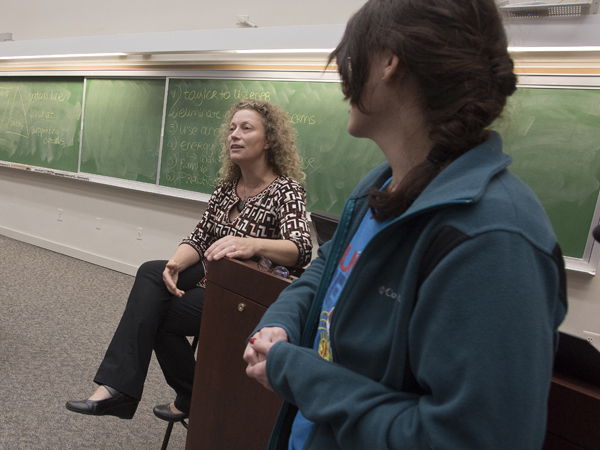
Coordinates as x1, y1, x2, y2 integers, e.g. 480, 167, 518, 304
583, 330, 600, 352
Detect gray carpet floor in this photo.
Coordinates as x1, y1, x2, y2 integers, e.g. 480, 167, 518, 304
0, 235, 188, 449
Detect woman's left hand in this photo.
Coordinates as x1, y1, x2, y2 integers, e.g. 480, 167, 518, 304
204, 235, 255, 262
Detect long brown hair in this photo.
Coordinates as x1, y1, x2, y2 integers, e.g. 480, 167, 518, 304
329, 0, 517, 220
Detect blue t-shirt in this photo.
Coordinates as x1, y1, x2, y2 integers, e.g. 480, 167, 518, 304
289, 181, 392, 449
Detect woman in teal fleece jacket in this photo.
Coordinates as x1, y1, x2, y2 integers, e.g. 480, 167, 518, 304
244, 1, 568, 449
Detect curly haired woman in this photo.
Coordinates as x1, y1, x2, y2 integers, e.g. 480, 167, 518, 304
67, 99, 313, 422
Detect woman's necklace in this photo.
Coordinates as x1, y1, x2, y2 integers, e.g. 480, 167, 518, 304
237, 170, 269, 212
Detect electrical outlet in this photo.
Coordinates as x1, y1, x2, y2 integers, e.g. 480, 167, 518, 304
583, 330, 600, 352
136, 227, 143, 240
57, 209, 63, 221
96, 217, 101, 230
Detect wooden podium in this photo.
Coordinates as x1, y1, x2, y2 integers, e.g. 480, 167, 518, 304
185, 258, 291, 450
543, 372, 600, 450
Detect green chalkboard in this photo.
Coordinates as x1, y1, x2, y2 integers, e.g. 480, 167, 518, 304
80, 78, 166, 184
0, 77, 83, 172
159, 78, 384, 212
2, 75, 600, 262
496, 88, 600, 260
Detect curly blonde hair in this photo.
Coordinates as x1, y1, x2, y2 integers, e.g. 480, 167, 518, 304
218, 99, 305, 183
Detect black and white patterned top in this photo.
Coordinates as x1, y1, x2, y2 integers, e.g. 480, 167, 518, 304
182, 176, 313, 280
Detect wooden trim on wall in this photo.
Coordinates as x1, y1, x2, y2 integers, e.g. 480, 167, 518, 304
0, 62, 337, 74
515, 67, 600, 75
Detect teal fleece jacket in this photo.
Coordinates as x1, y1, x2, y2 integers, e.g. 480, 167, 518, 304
252, 132, 567, 450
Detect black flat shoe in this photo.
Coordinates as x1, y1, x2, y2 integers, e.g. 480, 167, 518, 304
153, 403, 189, 422
66, 385, 139, 420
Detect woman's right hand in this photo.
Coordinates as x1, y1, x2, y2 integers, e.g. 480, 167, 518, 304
163, 261, 185, 298
243, 326, 289, 391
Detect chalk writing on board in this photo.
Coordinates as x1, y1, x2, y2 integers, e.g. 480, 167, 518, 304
299, 156, 315, 169
0, 80, 82, 172
3, 87, 28, 137
290, 114, 316, 125
162, 82, 224, 189
28, 90, 67, 102
159, 78, 385, 214
233, 89, 271, 101
162, 81, 320, 192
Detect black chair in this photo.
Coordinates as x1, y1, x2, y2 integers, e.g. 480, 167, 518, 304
310, 210, 340, 246
159, 334, 199, 450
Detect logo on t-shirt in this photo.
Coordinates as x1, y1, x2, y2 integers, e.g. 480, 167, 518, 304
316, 244, 360, 361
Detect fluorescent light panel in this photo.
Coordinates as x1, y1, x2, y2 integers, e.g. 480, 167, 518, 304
0, 52, 126, 60
234, 48, 334, 54
0, 49, 333, 60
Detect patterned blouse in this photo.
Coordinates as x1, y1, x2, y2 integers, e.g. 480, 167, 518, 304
182, 176, 313, 284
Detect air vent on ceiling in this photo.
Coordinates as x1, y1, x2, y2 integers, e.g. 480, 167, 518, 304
499, 1, 599, 18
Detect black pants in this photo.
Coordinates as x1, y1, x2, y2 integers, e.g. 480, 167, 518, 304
94, 259, 205, 414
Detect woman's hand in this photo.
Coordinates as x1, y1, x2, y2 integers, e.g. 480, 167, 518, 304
243, 327, 289, 391
163, 261, 185, 298
205, 236, 256, 262
162, 244, 201, 299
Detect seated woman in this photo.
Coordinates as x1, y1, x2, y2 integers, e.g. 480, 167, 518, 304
66, 98, 312, 422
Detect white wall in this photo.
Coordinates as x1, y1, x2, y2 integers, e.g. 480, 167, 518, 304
563, 271, 600, 341
0, 0, 559, 43
0, 0, 367, 41
0, 166, 202, 275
